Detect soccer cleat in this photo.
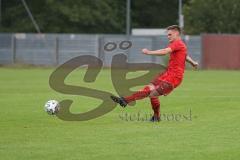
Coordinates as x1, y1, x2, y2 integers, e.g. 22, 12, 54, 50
150, 115, 160, 122
110, 95, 127, 108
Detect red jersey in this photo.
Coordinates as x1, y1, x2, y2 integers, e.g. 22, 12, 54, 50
160, 39, 187, 88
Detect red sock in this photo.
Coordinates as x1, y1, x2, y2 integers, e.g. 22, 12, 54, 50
124, 86, 151, 103
150, 97, 160, 117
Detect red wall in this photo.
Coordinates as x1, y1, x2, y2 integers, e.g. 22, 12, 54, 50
202, 34, 240, 69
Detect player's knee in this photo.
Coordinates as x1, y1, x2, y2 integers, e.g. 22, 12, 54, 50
155, 81, 174, 96
146, 84, 155, 91
149, 89, 160, 97
147, 83, 161, 97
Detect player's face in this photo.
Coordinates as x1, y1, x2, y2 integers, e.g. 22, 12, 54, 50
167, 30, 179, 43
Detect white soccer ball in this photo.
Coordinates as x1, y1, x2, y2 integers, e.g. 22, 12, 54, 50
44, 100, 60, 115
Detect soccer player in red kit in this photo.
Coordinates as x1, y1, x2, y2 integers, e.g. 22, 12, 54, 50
111, 25, 198, 122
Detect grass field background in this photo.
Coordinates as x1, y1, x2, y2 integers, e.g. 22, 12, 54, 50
0, 67, 240, 160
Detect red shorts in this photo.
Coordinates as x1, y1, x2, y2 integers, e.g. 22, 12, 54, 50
151, 72, 182, 96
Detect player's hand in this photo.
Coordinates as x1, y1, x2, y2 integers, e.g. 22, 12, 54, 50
192, 61, 199, 69
142, 48, 149, 54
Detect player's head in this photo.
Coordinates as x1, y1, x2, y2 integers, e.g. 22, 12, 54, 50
166, 25, 181, 43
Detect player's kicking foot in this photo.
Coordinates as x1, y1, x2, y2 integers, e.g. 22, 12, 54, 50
150, 115, 160, 122
110, 95, 127, 108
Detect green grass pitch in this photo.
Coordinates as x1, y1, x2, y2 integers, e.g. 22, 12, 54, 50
0, 67, 240, 160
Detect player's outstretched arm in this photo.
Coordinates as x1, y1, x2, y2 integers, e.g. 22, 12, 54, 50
142, 48, 172, 56
186, 55, 199, 69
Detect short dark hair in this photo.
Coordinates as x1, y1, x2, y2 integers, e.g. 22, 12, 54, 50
167, 25, 181, 33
